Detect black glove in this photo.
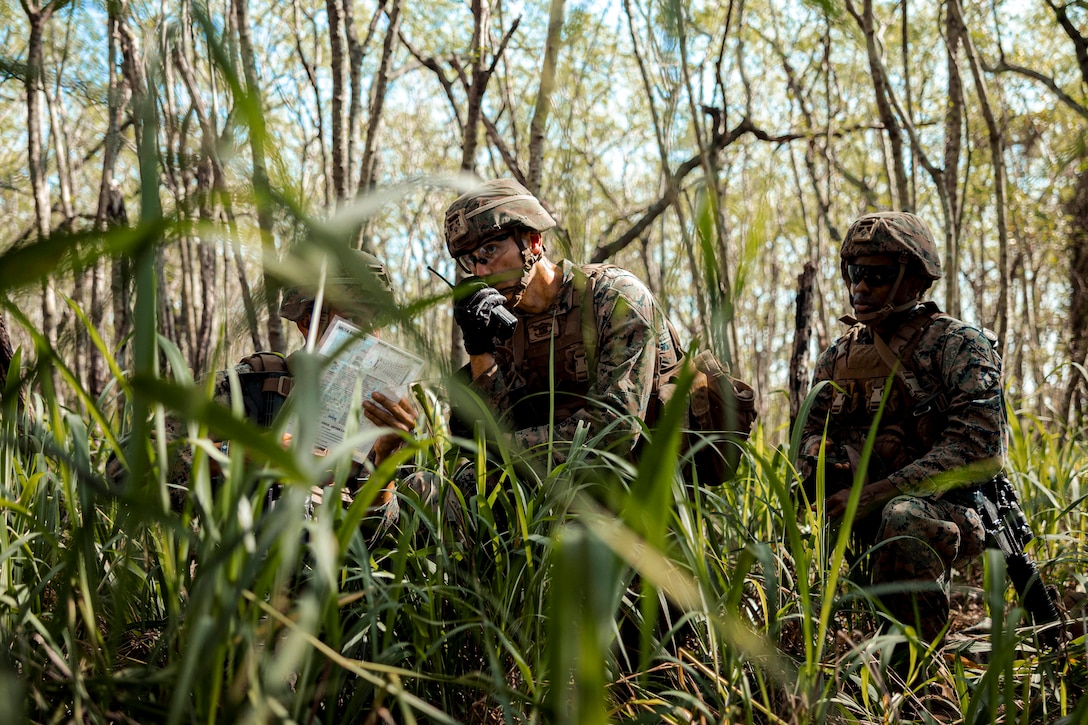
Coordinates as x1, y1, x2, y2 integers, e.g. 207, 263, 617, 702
453, 278, 518, 355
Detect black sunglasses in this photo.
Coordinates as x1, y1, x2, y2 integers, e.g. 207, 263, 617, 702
846, 264, 901, 286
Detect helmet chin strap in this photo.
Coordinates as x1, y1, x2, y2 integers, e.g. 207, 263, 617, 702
505, 235, 543, 308
853, 261, 918, 324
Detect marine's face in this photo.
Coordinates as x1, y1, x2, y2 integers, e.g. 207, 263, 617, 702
457, 232, 535, 293
846, 253, 916, 316
455, 235, 515, 275
294, 304, 379, 340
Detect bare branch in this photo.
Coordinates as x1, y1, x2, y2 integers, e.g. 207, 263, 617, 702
527, 0, 565, 194
1045, 0, 1088, 85
984, 58, 1088, 121
591, 118, 766, 262
399, 34, 464, 130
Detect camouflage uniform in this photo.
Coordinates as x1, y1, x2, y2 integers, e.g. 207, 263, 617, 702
160, 354, 294, 499
101, 355, 291, 508
799, 211, 1004, 640
462, 260, 679, 461
444, 180, 682, 465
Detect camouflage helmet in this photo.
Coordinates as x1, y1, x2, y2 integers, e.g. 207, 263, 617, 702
279, 249, 392, 322
443, 179, 557, 257
840, 211, 942, 282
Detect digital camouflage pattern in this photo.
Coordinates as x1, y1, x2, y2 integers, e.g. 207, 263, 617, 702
385, 467, 475, 544
800, 304, 1005, 637
111, 250, 411, 518
444, 179, 557, 257
872, 495, 986, 640
158, 356, 399, 517
104, 358, 274, 509
466, 260, 678, 461
800, 311, 1006, 496
840, 211, 942, 282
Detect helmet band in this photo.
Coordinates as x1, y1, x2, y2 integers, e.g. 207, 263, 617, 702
462, 194, 539, 221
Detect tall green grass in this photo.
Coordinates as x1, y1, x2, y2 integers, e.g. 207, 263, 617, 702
0, 24, 1083, 721
1, 287, 1084, 723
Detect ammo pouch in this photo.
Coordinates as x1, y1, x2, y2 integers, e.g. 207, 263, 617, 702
651, 334, 757, 486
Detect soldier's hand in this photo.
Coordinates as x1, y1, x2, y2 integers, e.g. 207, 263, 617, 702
453, 278, 512, 355
364, 391, 418, 465
363, 391, 417, 433
826, 478, 899, 521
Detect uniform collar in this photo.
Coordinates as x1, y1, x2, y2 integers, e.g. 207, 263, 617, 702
543, 259, 579, 316
840, 300, 939, 328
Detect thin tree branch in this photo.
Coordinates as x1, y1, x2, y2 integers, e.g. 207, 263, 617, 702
983, 58, 1088, 121
591, 118, 772, 262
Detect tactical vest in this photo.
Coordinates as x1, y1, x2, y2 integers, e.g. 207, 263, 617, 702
499, 264, 604, 429
828, 302, 947, 480
492, 263, 753, 483
236, 351, 294, 427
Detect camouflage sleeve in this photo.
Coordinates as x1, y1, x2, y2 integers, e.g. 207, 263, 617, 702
797, 340, 842, 480
106, 361, 257, 506
887, 321, 1007, 496
469, 270, 660, 460
544, 270, 660, 451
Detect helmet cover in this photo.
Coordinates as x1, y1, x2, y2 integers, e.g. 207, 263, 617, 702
444, 179, 556, 258
839, 211, 942, 283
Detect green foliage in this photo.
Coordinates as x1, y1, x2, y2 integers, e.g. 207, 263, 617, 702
0, 125, 1082, 719
1, 272, 1084, 721
0, 3, 1085, 721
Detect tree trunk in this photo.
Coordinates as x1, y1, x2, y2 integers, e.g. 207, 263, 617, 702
90, 2, 125, 397
527, 0, 566, 195
46, 51, 81, 388
343, 0, 361, 198
442, 0, 494, 363
292, 0, 331, 209
235, 0, 285, 353
0, 314, 21, 410
113, 0, 149, 371
460, 0, 492, 175
343, 0, 385, 201
193, 160, 217, 376
161, 29, 192, 367
900, 0, 916, 209
178, 233, 198, 363
23, 4, 60, 360
942, 6, 964, 318
171, 27, 225, 373
1063, 168, 1088, 426
107, 186, 131, 368
326, 0, 348, 203
950, 0, 1008, 349
355, 0, 402, 250
849, 0, 910, 209
358, 0, 401, 195
789, 262, 816, 425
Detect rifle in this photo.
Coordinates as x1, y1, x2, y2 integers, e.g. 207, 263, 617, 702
975, 474, 1062, 645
